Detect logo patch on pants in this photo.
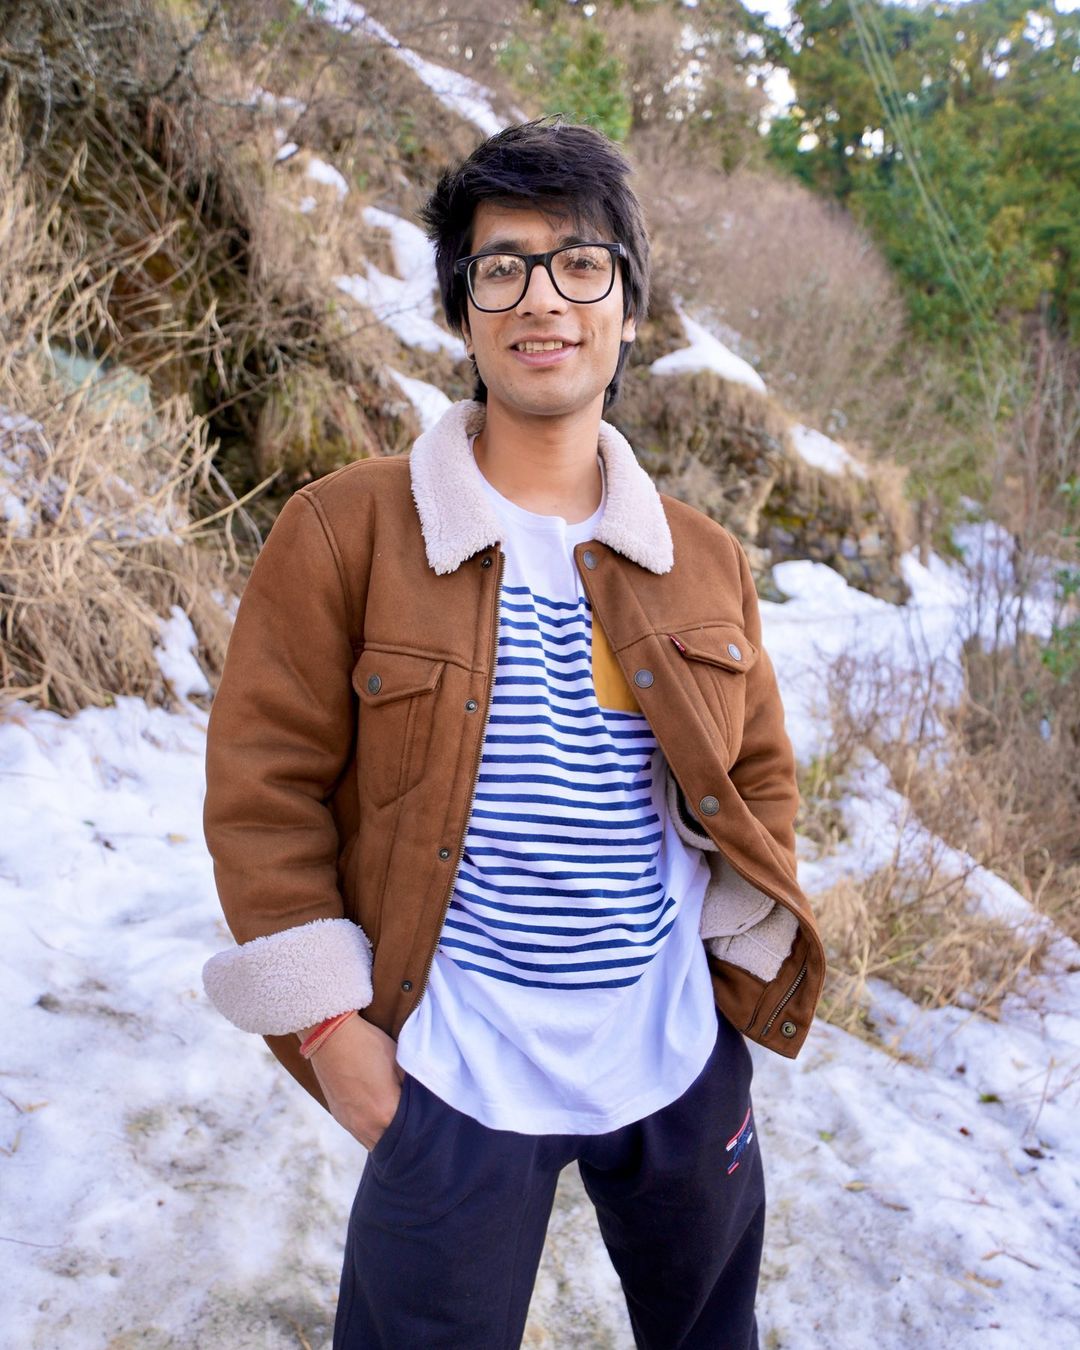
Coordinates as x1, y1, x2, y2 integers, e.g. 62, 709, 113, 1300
726, 1105, 755, 1175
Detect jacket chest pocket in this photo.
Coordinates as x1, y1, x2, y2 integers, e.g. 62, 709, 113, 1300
352, 649, 446, 808
668, 624, 758, 764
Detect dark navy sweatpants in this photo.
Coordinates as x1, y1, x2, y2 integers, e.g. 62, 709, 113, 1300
334, 1007, 764, 1350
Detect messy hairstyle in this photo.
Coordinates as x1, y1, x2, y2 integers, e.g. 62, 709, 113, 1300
419, 117, 651, 410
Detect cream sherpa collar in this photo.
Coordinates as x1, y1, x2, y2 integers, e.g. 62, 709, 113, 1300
408, 400, 674, 576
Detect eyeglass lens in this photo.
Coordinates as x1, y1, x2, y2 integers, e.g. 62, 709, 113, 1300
468, 246, 615, 311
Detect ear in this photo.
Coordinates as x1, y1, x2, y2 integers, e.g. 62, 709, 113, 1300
621, 311, 637, 343
461, 314, 473, 358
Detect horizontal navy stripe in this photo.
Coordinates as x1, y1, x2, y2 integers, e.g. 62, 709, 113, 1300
500, 595, 583, 614
487, 718, 654, 742
491, 688, 595, 704
483, 739, 650, 761
473, 791, 653, 812
447, 908, 675, 947
464, 825, 664, 848
467, 844, 659, 865
495, 656, 593, 681
440, 921, 675, 971
497, 649, 592, 670
447, 896, 674, 937
442, 937, 662, 974
453, 884, 669, 920
499, 629, 587, 650
477, 771, 651, 794
499, 613, 589, 634
477, 761, 650, 783
454, 871, 663, 901
463, 864, 657, 883
470, 807, 659, 830
504, 588, 585, 610
443, 959, 643, 991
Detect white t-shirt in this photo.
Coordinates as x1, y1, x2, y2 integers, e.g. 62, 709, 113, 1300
394, 448, 717, 1134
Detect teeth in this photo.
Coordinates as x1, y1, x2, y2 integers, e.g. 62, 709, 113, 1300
518, 340, 566, 352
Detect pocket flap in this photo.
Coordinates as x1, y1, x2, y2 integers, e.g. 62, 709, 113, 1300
352, 649, 445, 705
669, 624, 759, 673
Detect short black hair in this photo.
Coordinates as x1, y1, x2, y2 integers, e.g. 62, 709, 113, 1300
419, 117, 650, 411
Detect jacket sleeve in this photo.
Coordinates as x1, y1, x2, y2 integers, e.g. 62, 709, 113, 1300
201, 489, 373, 1036
671, 533, 801, 982
729, 535, 800, 865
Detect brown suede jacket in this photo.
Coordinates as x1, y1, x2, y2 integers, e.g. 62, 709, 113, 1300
202, 400, 825, 1108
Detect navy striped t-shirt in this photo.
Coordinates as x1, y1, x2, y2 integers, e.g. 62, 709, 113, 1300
394, 452, 717, 1134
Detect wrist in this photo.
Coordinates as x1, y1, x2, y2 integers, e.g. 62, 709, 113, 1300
297, 1010, 358, 1058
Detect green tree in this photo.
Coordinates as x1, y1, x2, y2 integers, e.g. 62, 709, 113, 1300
499, 14, 632, 141
757, 0, 1080, 346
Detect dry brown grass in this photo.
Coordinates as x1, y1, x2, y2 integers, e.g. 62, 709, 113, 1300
798, 642, 1072, 1043
814, 864, 1050, 1046
0, 96, 233, 715
0, 0, 496, 715
633, 148, 912, 445
1, 0, 426, 518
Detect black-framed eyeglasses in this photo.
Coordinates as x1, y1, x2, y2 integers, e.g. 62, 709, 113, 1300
454, 242, 628, 313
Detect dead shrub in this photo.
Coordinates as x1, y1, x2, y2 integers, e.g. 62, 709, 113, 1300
632, 145, 911, 450
0, 92, 232, 715
814, 861, 1049, 1046
803, 641, 1069, 1039
613, 365, 789, 547
1, 0, 418, 515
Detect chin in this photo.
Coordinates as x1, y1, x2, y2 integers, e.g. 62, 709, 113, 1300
496, 384, 605, 421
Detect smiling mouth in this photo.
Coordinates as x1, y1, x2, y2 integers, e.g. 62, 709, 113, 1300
513, 340, 576, 352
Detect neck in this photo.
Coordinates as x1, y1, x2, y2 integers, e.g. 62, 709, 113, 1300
472, 396, 605, 523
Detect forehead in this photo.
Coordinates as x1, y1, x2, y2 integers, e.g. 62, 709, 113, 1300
468, 199, 611, 253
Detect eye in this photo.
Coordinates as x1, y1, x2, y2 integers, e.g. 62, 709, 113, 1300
557, 247, 606, 273
476, 254, 525, 281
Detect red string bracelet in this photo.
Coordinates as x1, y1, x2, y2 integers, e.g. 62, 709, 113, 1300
299, 1010, 355, 1059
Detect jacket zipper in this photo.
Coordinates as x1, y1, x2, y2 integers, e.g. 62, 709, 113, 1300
412, 549, 506, 1010
579, 558, 812, 1039
760, 961, 808, 1037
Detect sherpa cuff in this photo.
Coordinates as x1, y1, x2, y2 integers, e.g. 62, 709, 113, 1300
706, 905, 798, 982
663, 761, 798, 981
202, 917, 374, 1035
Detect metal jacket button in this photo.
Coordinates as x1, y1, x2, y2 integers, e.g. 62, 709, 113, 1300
438, 847, 451, 860
633, 669, 654, 688
401, 980, 413, 992
727, 643, 743, 661
582, 549, 597, 570
480, 555, 493, 568
781, 1020, 797, 1038
699, 795, 720, 816
366, 674, 382, 694
465, 699, 478, 713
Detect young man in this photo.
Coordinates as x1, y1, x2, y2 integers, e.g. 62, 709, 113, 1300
201, 119, 824, 1349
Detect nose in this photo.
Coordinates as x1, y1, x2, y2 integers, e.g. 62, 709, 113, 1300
516, 259, 568, 315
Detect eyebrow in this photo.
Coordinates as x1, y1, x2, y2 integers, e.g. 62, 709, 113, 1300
471, 233, 592, 254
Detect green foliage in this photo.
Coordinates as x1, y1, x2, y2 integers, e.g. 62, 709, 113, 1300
760, 0, 1080, 348
498, 15, 632, 142
1042, 478, 1080, 681
764, 114, 816, 188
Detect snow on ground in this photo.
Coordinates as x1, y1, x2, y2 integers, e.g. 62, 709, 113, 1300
335, 206, 462, 356
305, 156, 350, 201
315, 0, 505, 137
386, 367, 453, 432
760, 535, 1059, 764
788, 421, 867, 478
650, 303, 767, 393
0, 388, 186, 545
2, 528, 1077, 1347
